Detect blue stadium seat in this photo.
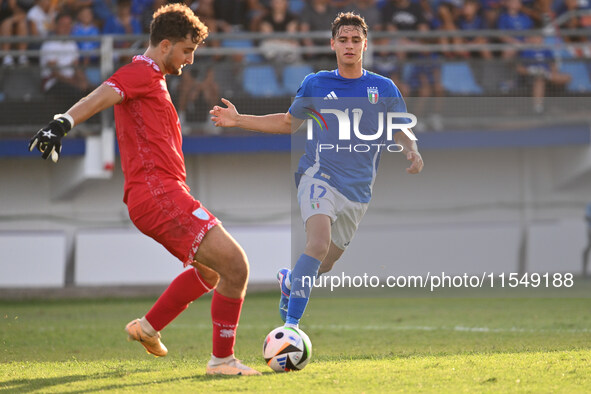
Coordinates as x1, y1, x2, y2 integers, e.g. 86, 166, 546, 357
560, 61, 591, 93
282, 64, 314, 94
243, 65, 285, 97
544, 36, 574, 60
441, 62, 483, 95
402, 63, 414, 82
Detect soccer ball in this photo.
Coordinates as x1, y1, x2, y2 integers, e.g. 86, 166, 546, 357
263, 326, 312, 372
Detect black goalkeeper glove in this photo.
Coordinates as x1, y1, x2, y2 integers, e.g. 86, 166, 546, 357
28, 115, 73, 163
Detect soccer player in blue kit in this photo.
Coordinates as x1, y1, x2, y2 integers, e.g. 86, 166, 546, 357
210, 12, 423, 328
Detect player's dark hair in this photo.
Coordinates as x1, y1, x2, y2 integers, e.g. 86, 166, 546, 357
331, 12, 368, 38
150, 3, 208, 47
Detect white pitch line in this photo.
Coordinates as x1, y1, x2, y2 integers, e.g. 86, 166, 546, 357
165, 323, 591, 334
32, 323, 591, 334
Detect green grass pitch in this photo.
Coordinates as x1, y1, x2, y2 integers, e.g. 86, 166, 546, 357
1, 287, 590, 392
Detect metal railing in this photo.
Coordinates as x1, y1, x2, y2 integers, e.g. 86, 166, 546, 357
0, 23, 590, 136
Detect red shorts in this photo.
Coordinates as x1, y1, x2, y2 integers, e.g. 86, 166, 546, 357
128, 190, 221, 267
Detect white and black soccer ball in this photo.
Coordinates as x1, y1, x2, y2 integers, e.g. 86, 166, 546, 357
263, 326, 312, 372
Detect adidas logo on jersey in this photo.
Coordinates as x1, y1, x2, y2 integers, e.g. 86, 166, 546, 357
324, 91, 338, 100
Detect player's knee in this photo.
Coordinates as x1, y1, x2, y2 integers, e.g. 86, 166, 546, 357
305, 238, 330, 261
221, 247, 249, 288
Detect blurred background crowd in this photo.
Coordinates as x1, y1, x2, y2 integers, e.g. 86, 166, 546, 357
0, 0, 590, 134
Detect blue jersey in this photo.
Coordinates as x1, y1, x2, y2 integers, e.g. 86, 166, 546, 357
289, 69, 407, 203
497, 12, 534, 32
520, 47, 553, 68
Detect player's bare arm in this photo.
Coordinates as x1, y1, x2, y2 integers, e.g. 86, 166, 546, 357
210, 98, 302, 134
28, 83, 123, 162
394, 129, 424, 174
66, 84, 123, 125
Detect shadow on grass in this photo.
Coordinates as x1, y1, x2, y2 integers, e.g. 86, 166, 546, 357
0, 367, 276, 393
0, 368, 147, 393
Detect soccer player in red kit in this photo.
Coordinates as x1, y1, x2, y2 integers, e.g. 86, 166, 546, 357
28, 3, 260, 376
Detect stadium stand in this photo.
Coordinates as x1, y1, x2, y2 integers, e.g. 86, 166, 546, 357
2, 66, 43, 101
441, 61, 484, 95
1, 1, 591, 293
282, 63, 314, 93
0, 1, 590, 136
561, 60, 591, 93
243, 64, 285, 97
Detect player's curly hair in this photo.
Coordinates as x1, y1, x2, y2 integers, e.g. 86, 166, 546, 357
150, 3, 208, 47
331, 12, 368, 38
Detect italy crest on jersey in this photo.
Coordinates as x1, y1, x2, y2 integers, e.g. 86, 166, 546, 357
367, 87, 379, 104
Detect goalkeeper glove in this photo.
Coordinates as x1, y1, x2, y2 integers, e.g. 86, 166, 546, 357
28, 114, 73, 163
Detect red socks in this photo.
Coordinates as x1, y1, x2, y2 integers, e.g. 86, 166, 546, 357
143, 268, 244, 358
211, 290, 244, 358
145, 268, 212, 331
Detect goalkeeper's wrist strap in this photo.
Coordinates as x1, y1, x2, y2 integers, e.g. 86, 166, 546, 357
53, 113, 74, 134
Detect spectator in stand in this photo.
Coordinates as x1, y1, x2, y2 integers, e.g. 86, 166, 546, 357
260, 0, 299, 34
370, 0, 407, 95
558, 0, 591, 29
92, 0, 114, 28
481, 0, 502, 28
244, 0, 267, 32
1, 0, 30, 66
192, 0, 223, 56
407, 52, 444, 100
40, 12, 91, 109
103, 0, 142, 64
103, 0, 141, 36
372, 42, 410, 97
382, 0, 439, 88
259, 0, 300, 63
27, 0, 56, 38
417, 0, 439, 29
381, 0, 429, 60
193, 0, 219, 33
519, 0, 552, 26
497, 0, 534, 59
457, 0, 492, 59
177, 0, 223, 133
300, 0, 338, 58
382, 0, 429, 32
435, 0, 464, 57
177, 65, 221, 135
131, 0, 153, 18
349, 0, 381, 30
214, 0, 249, 31
557, 0, 591, 55
72, 6, 100, 66
140, 0, 166, 33
384, 0, 442, 126
54, 0, 93, 15
520, 0, 548, 23
516, 33, 571, 113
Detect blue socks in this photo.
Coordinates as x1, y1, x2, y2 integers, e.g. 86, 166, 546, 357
286, 254, 321, 326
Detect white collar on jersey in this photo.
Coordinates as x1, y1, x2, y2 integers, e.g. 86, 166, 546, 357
133, 55, 161, 73
335, 69, 367, 78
